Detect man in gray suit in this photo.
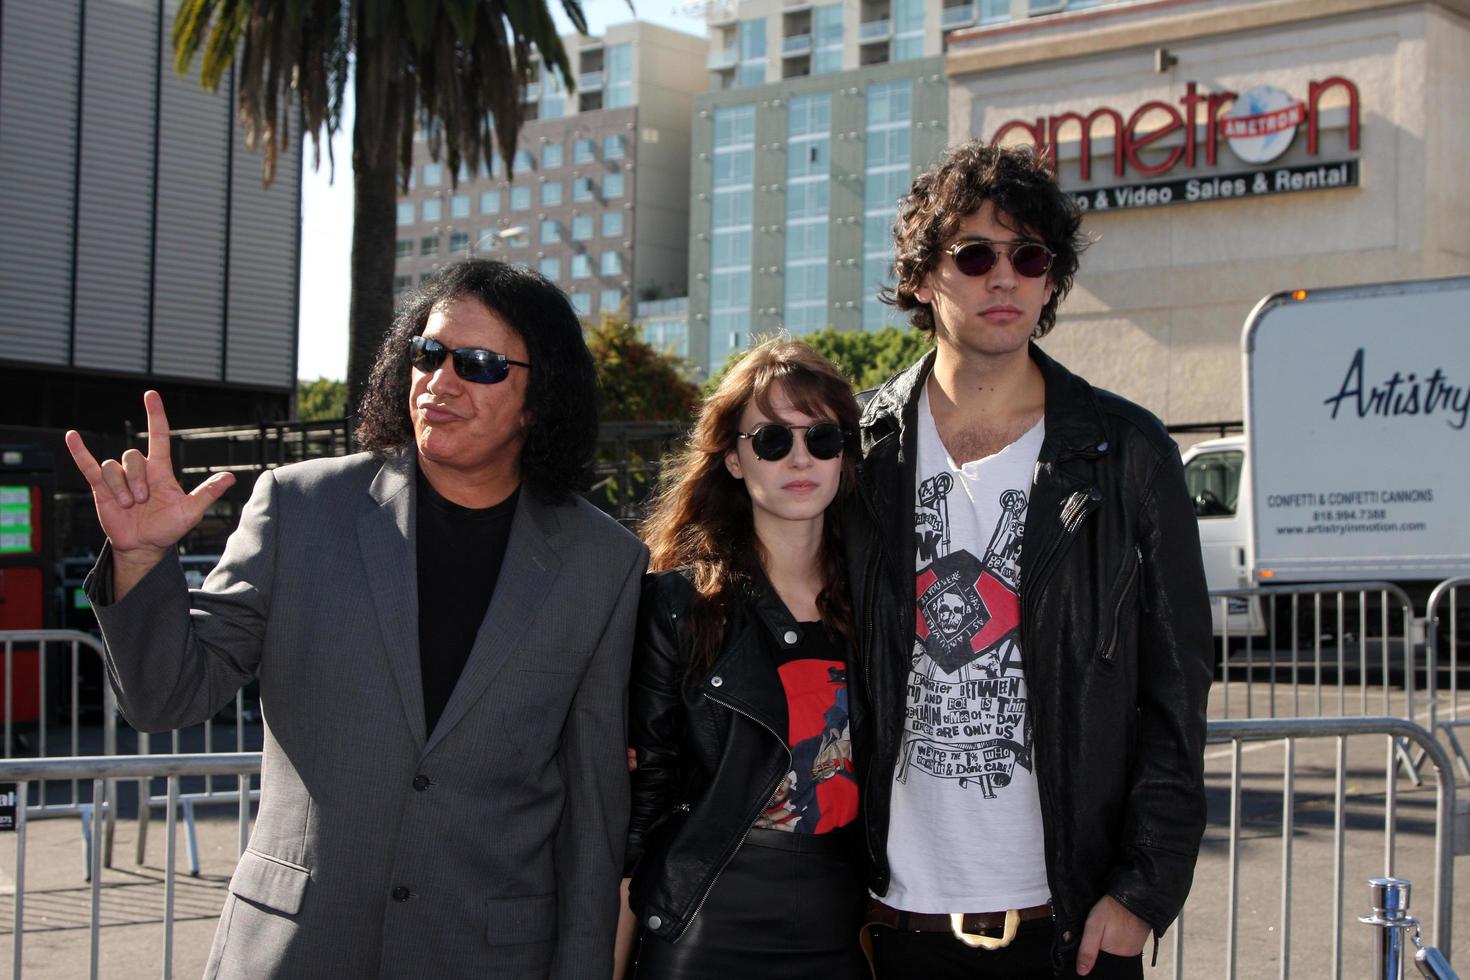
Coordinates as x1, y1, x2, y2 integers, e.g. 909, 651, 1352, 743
65, 260, 648, 978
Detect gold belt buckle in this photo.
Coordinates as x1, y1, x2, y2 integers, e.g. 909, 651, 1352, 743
949, 908, 1020, 950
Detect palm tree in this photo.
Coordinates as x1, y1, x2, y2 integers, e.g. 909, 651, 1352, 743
174, 0, 586, 411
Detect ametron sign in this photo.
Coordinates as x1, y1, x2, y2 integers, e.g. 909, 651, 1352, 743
990, 77, 1361, 212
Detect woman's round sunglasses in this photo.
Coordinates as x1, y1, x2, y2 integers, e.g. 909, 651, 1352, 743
410, 335, 530, 384
944, 238, 1054, 279
737, 422, 847, 462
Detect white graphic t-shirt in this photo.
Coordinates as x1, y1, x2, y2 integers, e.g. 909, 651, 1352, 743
882, 387, 1050, 913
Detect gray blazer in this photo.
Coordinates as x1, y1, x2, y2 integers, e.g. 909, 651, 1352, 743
88, 450, 648, 979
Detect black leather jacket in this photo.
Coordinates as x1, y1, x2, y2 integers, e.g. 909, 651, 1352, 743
846, 345, 1213, 960
624, 570, 864, 943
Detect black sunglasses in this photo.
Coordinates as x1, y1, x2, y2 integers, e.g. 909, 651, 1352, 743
945, 239, 1054, 279
410, 335, 530, 385
737, 422, 847, 462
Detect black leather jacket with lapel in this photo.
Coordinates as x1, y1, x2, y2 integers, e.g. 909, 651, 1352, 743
624, 569, 860, 943
846, 344, 1213, 958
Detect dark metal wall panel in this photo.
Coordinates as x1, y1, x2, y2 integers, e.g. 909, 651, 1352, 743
149, 0, 228, 381
0, 0, 83, 365
225, 125, 300, 389
72, 0, 157, 374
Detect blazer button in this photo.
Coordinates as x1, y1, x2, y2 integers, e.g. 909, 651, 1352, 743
710, 676, 723, 687
412, 774, 431, 791
392, 885, 412, 902
647, 915, 663, 930
782, 630, 798, 645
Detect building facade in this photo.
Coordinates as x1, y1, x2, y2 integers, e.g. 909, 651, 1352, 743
394, 22, 706, 319
946, 0, 1470, 427
0, 0, 303, 431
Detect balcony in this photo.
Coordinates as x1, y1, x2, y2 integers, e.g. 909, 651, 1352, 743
858, 18, 892, 42
707, 45, 739, 71
579, 70, 604, 91
706, 2, 737, 26
941, 2, 977, 29
782, 33, 813, 56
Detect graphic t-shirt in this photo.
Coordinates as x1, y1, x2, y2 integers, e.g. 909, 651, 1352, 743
882, 387, 1050, 913
753, 622, 859, 834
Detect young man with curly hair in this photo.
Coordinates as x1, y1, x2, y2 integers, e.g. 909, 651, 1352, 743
847, 141, 1213, 978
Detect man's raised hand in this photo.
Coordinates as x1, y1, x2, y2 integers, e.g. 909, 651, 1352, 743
65, 391, 235, 590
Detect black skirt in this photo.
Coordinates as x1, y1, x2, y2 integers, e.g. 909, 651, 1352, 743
633, 826, 868, 980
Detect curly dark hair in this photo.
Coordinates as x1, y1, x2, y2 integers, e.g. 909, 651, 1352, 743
881, 141, 1088, 338
354, 259, 597, 504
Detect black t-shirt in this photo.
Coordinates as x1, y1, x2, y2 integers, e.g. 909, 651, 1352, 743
415, 469, 518, 736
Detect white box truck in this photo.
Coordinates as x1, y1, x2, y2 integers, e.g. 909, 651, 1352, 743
1180, 276, 1470, 637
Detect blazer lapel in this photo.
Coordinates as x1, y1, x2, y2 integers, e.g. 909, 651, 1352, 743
357, 452, 427, 749
423, 492, 562, 754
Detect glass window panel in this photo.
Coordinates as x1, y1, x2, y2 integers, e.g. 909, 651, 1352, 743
542, 143, 564, 168
395, 239, 413, 258
573, 177, 595, 202
600, 289, 623, 312
571, 291, 592, 315
607, 44, 633, 107
540, 219, 561, 244
422, 163, 443, 186
513, 149, 535, 172
480, 190, 500, 214
601, 211, 623, 237
601, 251, 622, 275
574, 138, 597, 163
604, 172, 625, 198
539, 256, 560, 280
422, 198, 442, 222
604, 134, 625, 159
540, 182, 563, 206
396, 202, 415, 225
448, 231, 469, 253
571, 254, 592, 278
572, 215, 594, 240
511, 187, 532, 210
420, 235, 439, 256
450, 195, 470, 218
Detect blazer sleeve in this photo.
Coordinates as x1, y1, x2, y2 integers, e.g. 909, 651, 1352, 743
1106, 446, 1215, 934
550, 539, 649, 980
86, 468, 279, 733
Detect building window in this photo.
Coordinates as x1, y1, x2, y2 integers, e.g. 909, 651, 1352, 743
572, 215, 594, 240
394, 274, 413, 293
449, 231, 470, 254
422, 162, 443, 186
395, 238, 414, 259
506, 229, 529, 248
571, 253, 592, 278
396, 201, 415, 226
571, 291, 592, 316
478, 228, 497, 251
601, 251, 622, 275
736, 19, 766, 87
480, 190, 501, 214
422, 198, 442, 222
540, 219, 561, 244
785, 93, 831, 334
542, 142, 564, 169
513, 148, 535, 172
607, 43, 633, 107
574, 138, 597, 163
511, 186, 532, 210
450, 194, 471, 218
812, 4, 843, 74
600, 289, 623, 313
708, 104, 756, 372
540, 181, 563, 207
893, 0, 925, 60
489, 153, 504, 178
420, 235, 440, 256
863, 80, 912, 331
604, 172, 625, 198
541, 68, 566, 119
539, 256, 561, 280
604, 134, 626, 159
573, 177, 596, 202
601, 211, 623, 237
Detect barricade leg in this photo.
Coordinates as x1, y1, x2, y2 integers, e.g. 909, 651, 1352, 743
184, 798, 201, 877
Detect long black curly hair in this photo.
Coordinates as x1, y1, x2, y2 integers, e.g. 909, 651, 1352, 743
881, 141, 1089, 339
354, 259, 597, 504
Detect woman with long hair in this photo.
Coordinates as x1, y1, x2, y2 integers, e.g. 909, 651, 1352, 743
617, 339, 867, 979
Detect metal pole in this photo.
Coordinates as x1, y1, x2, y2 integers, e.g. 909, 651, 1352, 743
1360, 877, 1415, 980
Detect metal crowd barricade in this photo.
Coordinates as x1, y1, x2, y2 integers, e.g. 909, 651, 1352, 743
1208, 582, 1421, 723
1167, 716, 1457, 980
0, 753, 260, 980
1427, 577, 1470, 780
0, 630, 118, 872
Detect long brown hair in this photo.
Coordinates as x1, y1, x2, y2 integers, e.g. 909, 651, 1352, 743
641, 339, 861, 671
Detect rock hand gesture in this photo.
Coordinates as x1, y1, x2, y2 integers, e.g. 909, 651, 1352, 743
65, 390, 235, 599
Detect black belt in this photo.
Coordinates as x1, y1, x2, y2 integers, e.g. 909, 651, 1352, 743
864, 897, 1051, 950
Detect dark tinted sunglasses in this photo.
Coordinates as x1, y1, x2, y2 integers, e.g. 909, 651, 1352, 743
945, 239, 1054, 279
737, 422, 847, 462
410, 335, 530, 384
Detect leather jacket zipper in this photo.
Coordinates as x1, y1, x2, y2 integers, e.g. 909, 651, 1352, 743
1097, 547, 1141, 663
1027, 487, 1102, 598
686, 692, 793, 929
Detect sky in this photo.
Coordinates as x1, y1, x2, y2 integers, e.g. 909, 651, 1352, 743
294, 0, 707, 381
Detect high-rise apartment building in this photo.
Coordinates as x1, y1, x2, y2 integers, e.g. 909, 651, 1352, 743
394, 22, 706, 319
0, 0, 303, 430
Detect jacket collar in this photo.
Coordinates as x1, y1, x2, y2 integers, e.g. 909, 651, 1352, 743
861, 342, 1109, 464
